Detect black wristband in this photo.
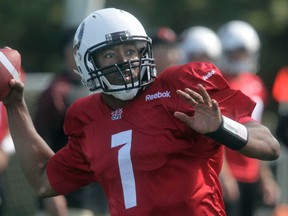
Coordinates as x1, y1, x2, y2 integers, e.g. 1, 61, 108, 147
206, 116, 248, 150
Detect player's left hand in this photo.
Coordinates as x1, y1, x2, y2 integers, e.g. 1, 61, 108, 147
174, 84, 222, 134
2, 79, 25, 107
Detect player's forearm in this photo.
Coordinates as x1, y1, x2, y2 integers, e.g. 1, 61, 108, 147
43, 196, 69, 216
6, 99, 55, 194
206, 116, 280, 160
238, 121, 280, 160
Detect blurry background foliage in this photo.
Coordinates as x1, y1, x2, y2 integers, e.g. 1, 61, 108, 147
0, 0, 288, 107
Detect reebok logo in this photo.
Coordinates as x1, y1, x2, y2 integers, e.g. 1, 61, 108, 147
145, 91, 171, 101
203, 70, 216, 80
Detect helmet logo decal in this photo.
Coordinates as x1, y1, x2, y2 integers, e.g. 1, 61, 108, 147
106, 31, 131, 44
111, 108, 123, 120
73, 22, 85, 57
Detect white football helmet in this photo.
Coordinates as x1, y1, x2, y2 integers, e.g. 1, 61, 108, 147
179, 26, 222, 63
217, 20, 260, 74
73, 8, 156, 100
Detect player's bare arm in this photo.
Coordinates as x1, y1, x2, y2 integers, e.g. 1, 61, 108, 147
174, 84, 280, 160
238, 121, 280, 160
3, 79, 58, 197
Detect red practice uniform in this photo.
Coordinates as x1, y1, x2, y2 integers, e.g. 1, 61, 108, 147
0, 103, 9, 143
47, 62, 255, 216
224, 73, 267, 183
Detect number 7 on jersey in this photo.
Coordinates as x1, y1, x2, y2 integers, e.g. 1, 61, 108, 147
112, 129, 137, 209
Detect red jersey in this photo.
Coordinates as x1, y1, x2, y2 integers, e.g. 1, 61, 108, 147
0, 103, 9, 143
224, 73, 268, 182
47, 62, 255, 216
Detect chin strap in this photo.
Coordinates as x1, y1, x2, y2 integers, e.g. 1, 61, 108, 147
105, 88, 141, 101
206, 115, 248, 150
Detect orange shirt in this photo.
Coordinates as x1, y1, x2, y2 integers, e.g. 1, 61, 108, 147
272, 66, 288, 102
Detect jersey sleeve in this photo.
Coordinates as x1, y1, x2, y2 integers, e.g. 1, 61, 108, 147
46, 137, 96, 195
46, 96, 97, 195
163, 62, 256, 123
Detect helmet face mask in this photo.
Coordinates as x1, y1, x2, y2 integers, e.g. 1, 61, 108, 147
73, 8, 156, 100
88, 39, 152, 90
92, 59, 140, 87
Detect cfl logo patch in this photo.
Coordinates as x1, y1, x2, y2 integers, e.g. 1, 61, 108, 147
111, 108, 123, 120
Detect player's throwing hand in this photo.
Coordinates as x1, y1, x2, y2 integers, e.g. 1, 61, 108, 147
174, 84, 222, 134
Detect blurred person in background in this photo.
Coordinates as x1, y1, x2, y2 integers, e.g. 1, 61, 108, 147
148, 26, 183, 74
272, 65, 288, 216
178, 27, 242, 214
272, 67, 288, 147
33, 28, 109, 216
178, 26, 222, 64
0, 103, 9, 216
217, 20, 280, 216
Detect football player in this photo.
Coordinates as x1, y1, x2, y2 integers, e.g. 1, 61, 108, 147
149, 26, 183, 74
217, 20, 279, 216
179, 25, 222, 64
2, 8, 280, 216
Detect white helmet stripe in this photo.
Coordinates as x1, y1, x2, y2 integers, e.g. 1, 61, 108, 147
0, 51, 19, 79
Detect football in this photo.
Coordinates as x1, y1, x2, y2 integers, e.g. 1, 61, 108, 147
0, 47, 21, 101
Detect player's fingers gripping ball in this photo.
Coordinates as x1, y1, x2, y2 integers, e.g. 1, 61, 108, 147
0, 46, 21, 101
